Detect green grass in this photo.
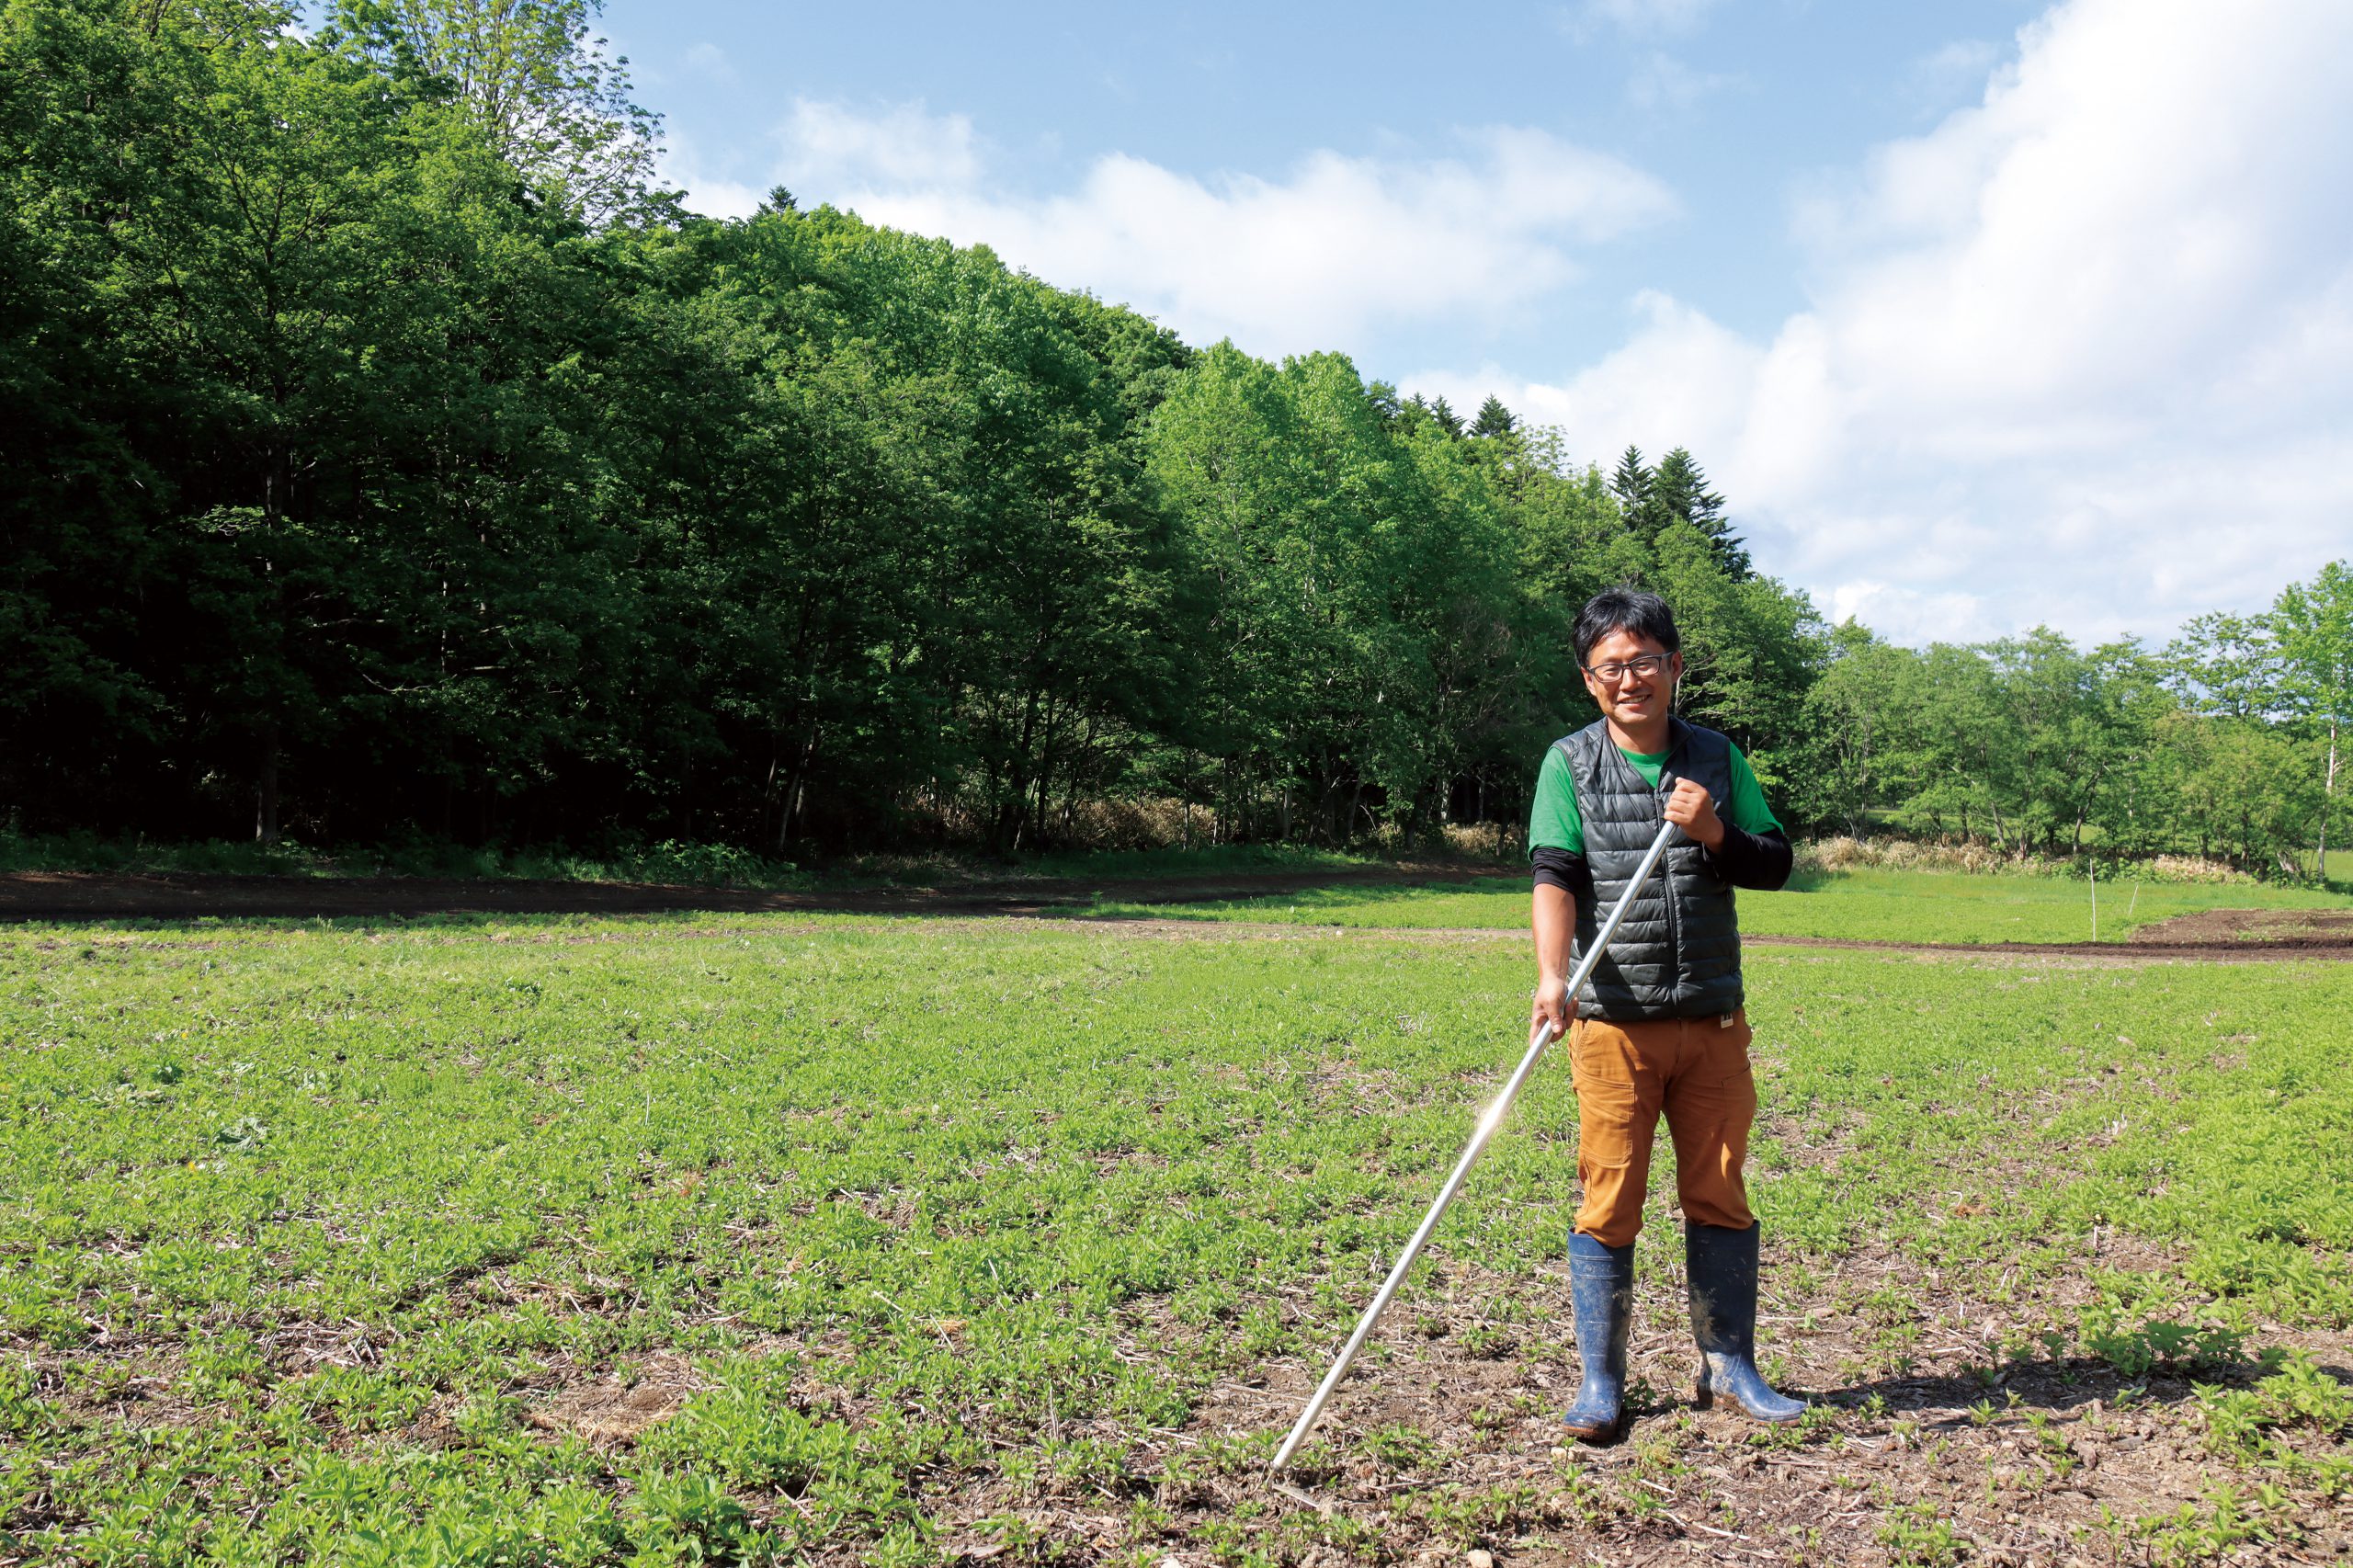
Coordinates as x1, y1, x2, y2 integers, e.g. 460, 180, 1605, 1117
1059, 865, 2353, 943
3, 911, 2349, 1561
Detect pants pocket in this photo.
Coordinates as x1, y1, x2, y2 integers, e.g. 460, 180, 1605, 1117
1575, 1073, 1641, 1171
1704, 1011, 1756, 1085
1571, 1019, 1637, 1086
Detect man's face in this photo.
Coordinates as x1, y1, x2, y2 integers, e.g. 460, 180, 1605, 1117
1580, 629, 1681, 733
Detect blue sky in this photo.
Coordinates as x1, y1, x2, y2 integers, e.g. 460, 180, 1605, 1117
611, 0, 2353, 646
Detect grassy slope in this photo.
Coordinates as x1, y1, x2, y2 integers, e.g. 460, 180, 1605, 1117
2, 915, 2347, 1561
1059, 866, 2353, 942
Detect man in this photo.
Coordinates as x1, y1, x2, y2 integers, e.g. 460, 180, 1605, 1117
1529, 587, 1802, 1443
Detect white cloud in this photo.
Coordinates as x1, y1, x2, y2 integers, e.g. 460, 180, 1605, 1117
1824, 581, 1989, 645
1418, 0, 2353, 643
820, 124, 1677, 357
679, 177, 763, 222
661, 124, 764, 220
780, 99, 983, 189
1475, 291, 1763, 458
665, 97, 983, 223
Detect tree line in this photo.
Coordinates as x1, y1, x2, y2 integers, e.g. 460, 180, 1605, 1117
1797, 568, 2349, 875
3, 0, 2345, 875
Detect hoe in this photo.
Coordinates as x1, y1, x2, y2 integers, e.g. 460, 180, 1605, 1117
1268, 819, 1678, 1479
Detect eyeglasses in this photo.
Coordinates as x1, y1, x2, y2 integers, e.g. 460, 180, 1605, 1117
1584, 653, 1672, 683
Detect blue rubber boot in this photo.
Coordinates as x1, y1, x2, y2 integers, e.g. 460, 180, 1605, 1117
1562, 1232, 1635, 1443
1686, 1221, 1806, 1424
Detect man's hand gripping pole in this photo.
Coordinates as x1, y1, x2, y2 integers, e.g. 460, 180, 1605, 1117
1267, 819, 1677, 1479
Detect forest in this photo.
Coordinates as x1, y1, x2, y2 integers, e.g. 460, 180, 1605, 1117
3, 0, 2346, 873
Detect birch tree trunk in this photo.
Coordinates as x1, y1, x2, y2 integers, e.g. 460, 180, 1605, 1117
2322, 717, 2339, 875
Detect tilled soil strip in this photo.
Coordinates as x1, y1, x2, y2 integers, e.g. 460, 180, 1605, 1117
1746, 930, 2353, 961
4, 869, 2350, 963
0, 865, 1497, 923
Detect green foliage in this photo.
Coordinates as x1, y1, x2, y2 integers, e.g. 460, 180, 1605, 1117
2198, 1352, 2353, 1461
2122, 1479, 2309, 1564
1608, 444, 1748, 579
1142, 345, 1584, 840
2153, 562, 2352, 873
1651, 447, 1746, 579
2187, 1235, 2353, 1326
1793, 589, 2351, 874
1875, 1500, 1965, 1567
329, 0, 670, 224
2075, 1311, 2249, 1378
2, 0, 2338, 887
2268, 561, 2353, 871
628, 1470, 770, 1564
1647, 519, 1814, 763
1, 0, 1812, 859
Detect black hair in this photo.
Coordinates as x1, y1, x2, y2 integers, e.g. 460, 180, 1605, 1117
1572, 587, 1680, 668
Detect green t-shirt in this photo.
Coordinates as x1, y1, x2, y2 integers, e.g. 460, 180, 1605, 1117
1528, 738, 1781, 858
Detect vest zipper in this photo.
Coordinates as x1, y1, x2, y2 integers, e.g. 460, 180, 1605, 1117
1659, 729, 1682, 1004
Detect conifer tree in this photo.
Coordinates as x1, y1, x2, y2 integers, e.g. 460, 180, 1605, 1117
1610, 445, 1649, 509
1471, 394, 1517, 438
1610, 446, 1665, 538
1654, 447, 1749, 579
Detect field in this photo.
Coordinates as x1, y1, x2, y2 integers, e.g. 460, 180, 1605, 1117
1057, 867, 2353, 945
3, 887, 2351, 1565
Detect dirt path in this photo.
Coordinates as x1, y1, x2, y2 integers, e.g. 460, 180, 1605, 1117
1745, 917, 2353, 962
6, 868, 2351, 961
1014, 918, 2353, 963
0, 863, 1499, 923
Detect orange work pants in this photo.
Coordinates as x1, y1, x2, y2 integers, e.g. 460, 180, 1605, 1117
1568, 1010, 1756, 1248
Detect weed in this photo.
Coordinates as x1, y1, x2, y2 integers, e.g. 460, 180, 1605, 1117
2197, 1350, 2353, 1471
1359, 1421, 1436, 1473
2131, 1479, 2302, 1564
1876, 1500, 1966, 1566
2078, 1309, 2252, 1377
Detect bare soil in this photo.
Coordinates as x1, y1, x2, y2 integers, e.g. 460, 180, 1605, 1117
2131, 906, 2353, 946
464, 1230, 2352, 1567
7, 869, 2353, 964
1023, 920, 2353, 965
0, 864, 1499, 924
1148, 1240, 2353, 1568
522, 1352, 705, 1448
1743, 930, 2353, 962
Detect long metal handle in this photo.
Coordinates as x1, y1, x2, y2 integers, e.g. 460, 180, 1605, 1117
1267, 819, 1678, 1477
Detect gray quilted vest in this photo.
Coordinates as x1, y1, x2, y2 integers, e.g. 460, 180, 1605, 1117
1558, 717, 1744, 1022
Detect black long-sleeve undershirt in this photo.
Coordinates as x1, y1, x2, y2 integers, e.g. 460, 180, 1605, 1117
1704, 824, 1794, 891
1530, 845, 1589, 899
1530, 826, 1792, 900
